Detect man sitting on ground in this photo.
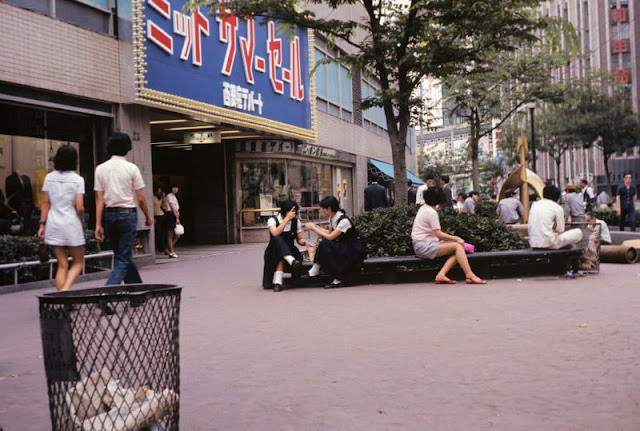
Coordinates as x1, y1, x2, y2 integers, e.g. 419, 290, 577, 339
496, 190, 524, 224
584, 211, 611, 245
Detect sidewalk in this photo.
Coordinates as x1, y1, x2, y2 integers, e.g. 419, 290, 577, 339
1, 243, 640, 430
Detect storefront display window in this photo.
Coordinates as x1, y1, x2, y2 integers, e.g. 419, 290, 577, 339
239, 158, 333, 225
0, 135, 79, 235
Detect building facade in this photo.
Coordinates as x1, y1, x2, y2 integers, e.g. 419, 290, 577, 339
0, 0, 416, 259
537, 0, 640, 192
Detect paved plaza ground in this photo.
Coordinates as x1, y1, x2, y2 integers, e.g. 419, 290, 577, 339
1, 243, 639, 430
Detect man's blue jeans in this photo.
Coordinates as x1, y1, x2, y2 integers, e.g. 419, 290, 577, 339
620, 206, 637, 232
104, 208, 142, 285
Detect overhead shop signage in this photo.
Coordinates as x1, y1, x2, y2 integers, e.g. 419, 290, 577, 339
134, 0, 317, 141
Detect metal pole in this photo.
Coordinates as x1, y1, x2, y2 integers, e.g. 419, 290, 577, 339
529, 106, 536, 172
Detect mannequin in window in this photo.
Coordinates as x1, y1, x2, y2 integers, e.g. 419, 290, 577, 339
5, 170, 34, 234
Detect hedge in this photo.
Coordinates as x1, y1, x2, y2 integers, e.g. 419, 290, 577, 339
0, 230, 101, 264
354, 206, 528, 258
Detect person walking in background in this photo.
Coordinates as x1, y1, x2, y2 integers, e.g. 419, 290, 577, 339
496, 190, 524, 224
411, 187, 486, 285
94, 132, 153, 285
439, 175, 453, 209
616, 171, 636, 232
564, 184, 585, 222
407, 180, 417, 205
163, 185, 181, 258
37, 146, 85, 291
461, 191, 478, 214
579, 179, 595, 212
364, 180, 388, 211
153, 185, 167, 254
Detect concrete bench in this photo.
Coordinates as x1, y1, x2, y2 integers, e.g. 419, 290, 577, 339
289, 248, 583, 286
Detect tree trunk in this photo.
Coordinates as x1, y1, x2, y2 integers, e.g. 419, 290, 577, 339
555, 158, 561, 188
470, 108, 480, 191
603, 152, 612, 195
390, 134, 408, 206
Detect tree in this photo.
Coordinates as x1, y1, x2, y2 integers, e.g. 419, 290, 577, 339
536, 105, 576, 187
443, 20, 577, 191
188, 0, 550, 205
577, 90, 640, 193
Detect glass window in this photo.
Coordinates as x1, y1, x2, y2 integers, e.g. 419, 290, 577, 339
314, 49, 327, 100
238, 158, 334, 225
340, 65, 352, 111
327, 62, 340, 105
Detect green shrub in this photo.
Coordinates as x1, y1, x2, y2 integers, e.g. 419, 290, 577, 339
0, 230, 102, 264
592, 207, 618, 226
354, 206, 528, 257
474, 199, 498, 218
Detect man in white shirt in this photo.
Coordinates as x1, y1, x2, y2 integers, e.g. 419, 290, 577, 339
94, 132, 153, 285
528, 185, 582, 249
584, 212, 611, 245
415, 175, 435, 205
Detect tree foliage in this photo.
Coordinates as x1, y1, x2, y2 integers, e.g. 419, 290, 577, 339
442, 17, 578, 191
188, 0, 552, 205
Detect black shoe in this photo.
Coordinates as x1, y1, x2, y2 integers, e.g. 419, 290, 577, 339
291, 260, 303, 277
324, 281, 343, 289
273, 283, 282, 292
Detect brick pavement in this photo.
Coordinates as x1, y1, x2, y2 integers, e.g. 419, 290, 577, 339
1, 244, 640, 430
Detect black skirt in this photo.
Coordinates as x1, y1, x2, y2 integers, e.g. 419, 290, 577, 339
164, 211, 177, 229
315, 237, 364, 280
262, 236, 303, 289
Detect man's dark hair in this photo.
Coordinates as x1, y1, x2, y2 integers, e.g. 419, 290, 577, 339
623, 170, 633, 178
106, 132, 132, 156
424, 186, 445, 206
407, 179, 413, 187
585, 211, 594, 219
469, 191, 479, 197
543, 185, 561, 202
319, 196, 340, 212
457, 192, 467, 200
440, 175, 449, 184
279, 199, 299, 215
504, 190, 514, 198
424, 173, 435, 181
53, 145, 78, 171
580, 178, 588, 185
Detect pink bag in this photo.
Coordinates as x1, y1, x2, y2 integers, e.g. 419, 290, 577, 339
463, 242, 475, 253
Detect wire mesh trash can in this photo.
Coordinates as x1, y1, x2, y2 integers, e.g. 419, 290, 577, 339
38, 284, 181, 431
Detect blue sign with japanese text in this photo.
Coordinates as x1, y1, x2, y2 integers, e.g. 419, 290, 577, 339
135, 0, 316, 140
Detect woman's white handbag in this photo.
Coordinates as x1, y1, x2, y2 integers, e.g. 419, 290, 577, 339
174, 223, 184, 236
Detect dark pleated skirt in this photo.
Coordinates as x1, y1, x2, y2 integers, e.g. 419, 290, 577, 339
262, 236, 303, 289
315, 237, 364, 280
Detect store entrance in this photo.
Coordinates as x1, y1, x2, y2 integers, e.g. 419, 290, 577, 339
150, 111, 229, 247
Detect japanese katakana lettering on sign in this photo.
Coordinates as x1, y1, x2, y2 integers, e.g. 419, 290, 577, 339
138, 0, 315, 140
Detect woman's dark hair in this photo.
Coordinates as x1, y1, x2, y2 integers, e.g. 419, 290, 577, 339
279, 199, 299, 215
106, 132, 132, 156
53, 145, 78, 171
319, 196, 340, 212
543, 185, 561, 202
424, 186, 445, 206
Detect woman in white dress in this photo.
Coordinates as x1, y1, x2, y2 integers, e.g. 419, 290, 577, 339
38, 146, 85, 291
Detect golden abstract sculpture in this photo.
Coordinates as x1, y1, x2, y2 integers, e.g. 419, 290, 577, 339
497, 135, 545, 223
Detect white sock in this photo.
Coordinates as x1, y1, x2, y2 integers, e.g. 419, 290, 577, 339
272, 271, 283, 285
308, 263, 321, 277
332, 278, 341, 285
284, 255, 295, 265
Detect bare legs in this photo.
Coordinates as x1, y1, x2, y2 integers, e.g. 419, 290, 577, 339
434, 242, 484, 283
52, 246, 85, 291
167, 230, 181, 256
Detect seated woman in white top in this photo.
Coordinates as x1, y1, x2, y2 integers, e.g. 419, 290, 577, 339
263, 199, 307, 292
304, 196, 364, 289
411, 187, 486, 285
